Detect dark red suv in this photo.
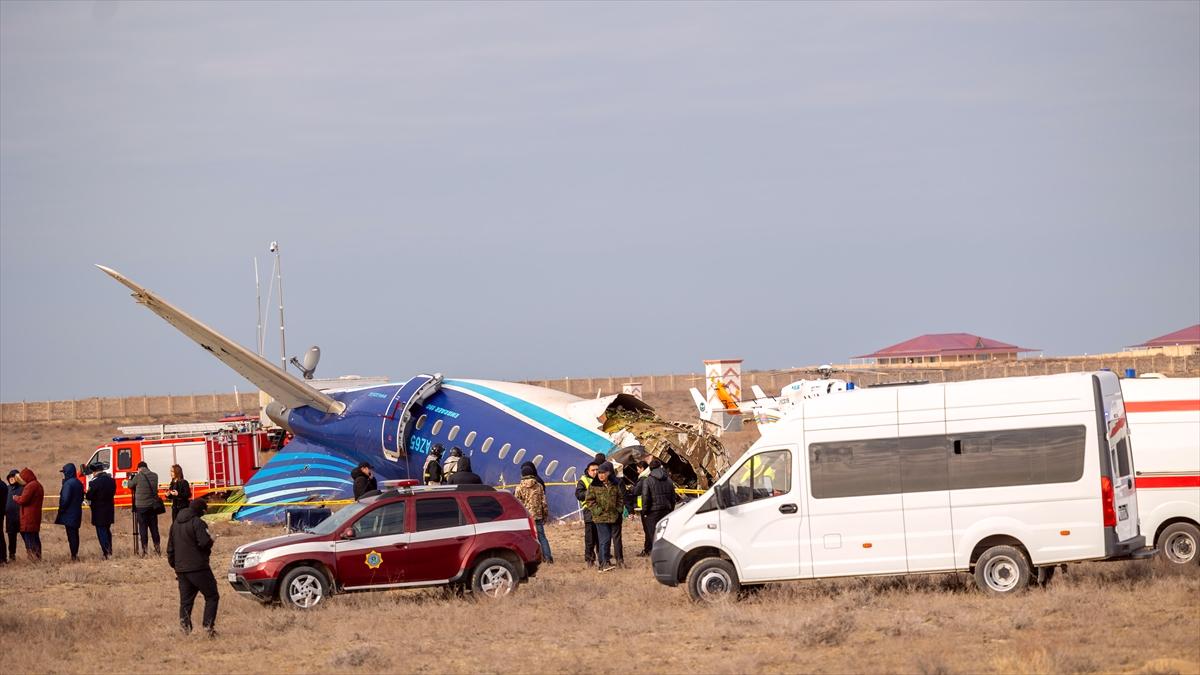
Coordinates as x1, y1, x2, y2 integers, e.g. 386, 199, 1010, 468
227, 485, 542, 608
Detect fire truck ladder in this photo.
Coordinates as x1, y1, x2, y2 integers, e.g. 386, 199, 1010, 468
210, 434, 230, 488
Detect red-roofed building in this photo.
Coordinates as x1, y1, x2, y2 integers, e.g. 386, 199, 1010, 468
854, 333, 1039, 365
1134, 324, 1200, 348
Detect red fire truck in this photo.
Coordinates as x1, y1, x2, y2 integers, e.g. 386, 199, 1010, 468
81, 415, 283, 507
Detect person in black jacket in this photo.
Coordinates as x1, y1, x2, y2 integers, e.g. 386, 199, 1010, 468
4, 470, 20, 563
638, 459, 678, 556
168, 498, 218, 637
0, 478, 6, 564
351, 463, 377, 500
85, 463, 116, 559
167, 464, 192, 523
54, 463, 84, 561
445, 456, 483, 485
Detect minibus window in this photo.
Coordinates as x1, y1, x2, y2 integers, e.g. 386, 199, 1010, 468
809, 439, 900, 499
949, 425, 1085, 490
116, 447, 133, 471
898, 436, 949, 493
1115, 438, 1131, 477
727, 451, 792, 505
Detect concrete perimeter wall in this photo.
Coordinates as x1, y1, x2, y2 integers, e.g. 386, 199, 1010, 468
1, 393, 260, 424
3, 354, 1196, 424
520, 354, 1200, 397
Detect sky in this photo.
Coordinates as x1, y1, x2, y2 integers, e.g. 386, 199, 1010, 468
1, 1, 1198, 402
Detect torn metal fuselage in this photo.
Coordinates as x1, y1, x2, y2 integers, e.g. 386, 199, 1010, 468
601, 408, 730, 490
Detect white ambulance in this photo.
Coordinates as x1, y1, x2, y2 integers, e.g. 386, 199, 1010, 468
651, 372, 1150, 600
1122, 376, 1200, 565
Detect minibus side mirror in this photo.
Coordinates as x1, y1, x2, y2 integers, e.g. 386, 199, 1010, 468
714, 484, 731, 509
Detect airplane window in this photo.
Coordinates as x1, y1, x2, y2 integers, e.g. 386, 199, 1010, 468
498, 443, 511, 460
531, 454, 543, 467
431, 419, 443, 436
464, 431, 476, 448
448, 425, 460, 442
561, 466, 575, 482
546, 460, 559, 477
415, 414, 427, 430
513, 448, 526, 465
481, 437, 494, 453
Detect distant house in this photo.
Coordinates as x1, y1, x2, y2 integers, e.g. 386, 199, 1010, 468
1126, 324, 1200, 356
853, 333, 1038, 366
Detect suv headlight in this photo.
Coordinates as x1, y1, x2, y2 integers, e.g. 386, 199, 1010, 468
654, 517, 670, 541
236, 551, 261, 568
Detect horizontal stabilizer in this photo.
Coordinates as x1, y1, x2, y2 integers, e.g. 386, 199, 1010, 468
96, 265, 345, 416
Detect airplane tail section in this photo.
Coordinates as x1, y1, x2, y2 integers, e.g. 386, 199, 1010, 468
96, 265, 346, 415
689, 387, 713, 422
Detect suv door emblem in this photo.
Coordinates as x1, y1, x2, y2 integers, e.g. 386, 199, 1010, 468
365, 550, 383, 569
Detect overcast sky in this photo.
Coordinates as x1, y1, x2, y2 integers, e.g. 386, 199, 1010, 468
2, 1, 1198, 401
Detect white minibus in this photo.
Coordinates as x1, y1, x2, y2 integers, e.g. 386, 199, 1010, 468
651, 372, 1150, 600
1122, 376, 1200, 565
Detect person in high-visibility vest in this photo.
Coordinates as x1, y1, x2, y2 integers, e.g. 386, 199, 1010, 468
574, 462, 600, 566
738, 458, 777, 499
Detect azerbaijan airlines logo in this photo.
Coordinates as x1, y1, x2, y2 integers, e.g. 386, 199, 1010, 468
365, 550, 383, 569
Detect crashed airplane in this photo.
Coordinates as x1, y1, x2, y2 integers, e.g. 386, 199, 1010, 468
97, 266, 728, 523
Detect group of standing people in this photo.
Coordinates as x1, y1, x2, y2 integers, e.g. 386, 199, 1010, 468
0, 460, 195, 563
575, 454, 678, 572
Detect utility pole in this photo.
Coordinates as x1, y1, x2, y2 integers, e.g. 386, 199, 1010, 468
271, 241, 287, 372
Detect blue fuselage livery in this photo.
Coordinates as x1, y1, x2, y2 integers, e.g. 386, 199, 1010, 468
238, 378, 646, 523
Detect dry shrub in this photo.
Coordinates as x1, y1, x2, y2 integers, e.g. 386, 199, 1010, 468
329, 645, 374, 669
799, 608, 856, 647
914, 655, 954, 675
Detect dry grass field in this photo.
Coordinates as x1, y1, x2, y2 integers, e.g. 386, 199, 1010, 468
1, 399, 1198, 674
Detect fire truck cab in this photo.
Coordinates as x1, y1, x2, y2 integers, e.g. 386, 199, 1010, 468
82, 416, 279, 507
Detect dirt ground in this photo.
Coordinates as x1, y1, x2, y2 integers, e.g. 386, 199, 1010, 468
1, 404, 1198, 674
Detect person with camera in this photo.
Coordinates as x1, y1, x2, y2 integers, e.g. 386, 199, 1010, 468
168, 497, 219, 637
129, 461, 162, 556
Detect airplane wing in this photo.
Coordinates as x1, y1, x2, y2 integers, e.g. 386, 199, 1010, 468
96, 265, 346, 415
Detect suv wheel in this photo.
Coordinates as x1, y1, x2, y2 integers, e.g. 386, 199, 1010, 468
471, 557, 519, 597
686, 558, 740, 603
280, 565, 329, 609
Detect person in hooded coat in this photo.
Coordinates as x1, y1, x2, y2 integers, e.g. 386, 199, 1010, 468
519, 461, 546, 488
638, 459, 679, 556
168, 498, 218, 637
515, 464, 553, 563
54, 463, 84, 561
0, 477, 7, 564
85, 463, 116, 559
351, 462, 378, 500
12, 467, 44, 560
445, 456, 482, 485
4, 470, 21, 562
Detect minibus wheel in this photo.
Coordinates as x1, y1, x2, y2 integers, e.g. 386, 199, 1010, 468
686, 558, 740, 603
974, 545, 1031, 596
1158, 522, 1199, 565
280, 565, 329, 609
